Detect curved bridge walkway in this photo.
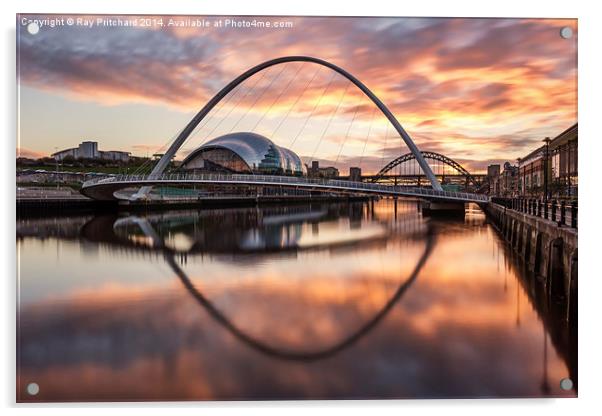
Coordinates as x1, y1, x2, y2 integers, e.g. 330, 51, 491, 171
81, 172, 490, 203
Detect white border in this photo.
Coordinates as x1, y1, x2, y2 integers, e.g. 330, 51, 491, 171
3, 0, 601, 414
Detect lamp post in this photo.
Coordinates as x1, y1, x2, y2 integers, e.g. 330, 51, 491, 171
543, 137, 551, 203
516, 158, 521, 198
54, 146, 59, 190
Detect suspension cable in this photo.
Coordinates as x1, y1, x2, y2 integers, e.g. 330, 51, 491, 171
131, 126, 185, 175
335, 100, 360, 166
275, 65, 321, 144
229, 64, 288, 133
148, 68, 270, 174
251, 62, 304, 133
311, 79, 351, 160
381, 121, 390, 172
289, 70, 337, 150
132, 71, 257, 175
182, 74, 250, 153
199, 68, 270, 145
359, 107, 376, 168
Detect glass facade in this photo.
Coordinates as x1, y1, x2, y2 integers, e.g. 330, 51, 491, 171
182, 148, 251, 173
519, 151, 545, 197
551, 139, 578, 197
257, 144, 284, 174
181, 132, 306, 176
517, 124, 577, 199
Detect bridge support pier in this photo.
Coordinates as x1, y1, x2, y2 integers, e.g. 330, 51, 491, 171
421, 200, 465, 217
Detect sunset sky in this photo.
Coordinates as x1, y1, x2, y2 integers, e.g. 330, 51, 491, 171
17, 15, 577, 173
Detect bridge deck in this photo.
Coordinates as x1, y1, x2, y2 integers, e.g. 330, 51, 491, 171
81, 173, 490, 203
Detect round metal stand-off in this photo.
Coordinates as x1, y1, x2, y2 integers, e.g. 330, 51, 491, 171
560, 26, 573, 39
27, 382, 40, 396
559, 378, 573, 391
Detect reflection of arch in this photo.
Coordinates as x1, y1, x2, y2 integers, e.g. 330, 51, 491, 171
168, 233, 434, 361
373, 151, 480, 187
109, 215, 436, 361
135, 55, 442, 199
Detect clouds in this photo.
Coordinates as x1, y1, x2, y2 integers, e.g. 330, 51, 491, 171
16, 147, 45, 159
17, 15, 577, 172
435, 19, 575, 73
18, 17, 223, 107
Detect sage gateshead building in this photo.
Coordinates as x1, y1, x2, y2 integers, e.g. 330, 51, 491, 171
180, 132, 307, 176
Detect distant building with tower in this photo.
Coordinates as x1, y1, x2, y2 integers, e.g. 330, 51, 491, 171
52, 141, 131, 162
77, 141, 98, 159
498, 162, 519, 197
308, 160, 339, 179
349, 167, 362, 182
487, 164, 501, 195
487, 164, 501, 178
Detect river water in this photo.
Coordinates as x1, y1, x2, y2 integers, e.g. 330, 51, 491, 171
16, 199, 576, 401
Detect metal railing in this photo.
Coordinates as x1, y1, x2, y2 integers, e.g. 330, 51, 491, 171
492, 197, 577, 229
82, 172, 490, 203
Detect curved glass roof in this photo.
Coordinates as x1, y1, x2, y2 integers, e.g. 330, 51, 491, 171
182, 132, 306, 176
279, 146, 305, 175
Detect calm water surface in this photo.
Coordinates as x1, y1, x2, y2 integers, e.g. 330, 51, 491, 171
16, 200, 576, 401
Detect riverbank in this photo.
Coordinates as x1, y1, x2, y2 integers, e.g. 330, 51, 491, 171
17, 193, 375, 217
485, 202, 577, 324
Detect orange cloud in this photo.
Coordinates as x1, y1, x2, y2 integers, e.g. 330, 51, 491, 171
17, 15, 577, 173
17, 147, 46, 159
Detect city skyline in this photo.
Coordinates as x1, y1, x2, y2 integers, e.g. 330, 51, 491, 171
17, 15, 577, 173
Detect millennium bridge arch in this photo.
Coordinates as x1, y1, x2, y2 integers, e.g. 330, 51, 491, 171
133, 55, 443, 199
372, 151, 482, 187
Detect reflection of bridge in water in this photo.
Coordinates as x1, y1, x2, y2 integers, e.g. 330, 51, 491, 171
158, 224, 435, 361
74, 207, 576, 374
81, 201, 429, 257
16, 201, 576, 380
78, 206, 436, 361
